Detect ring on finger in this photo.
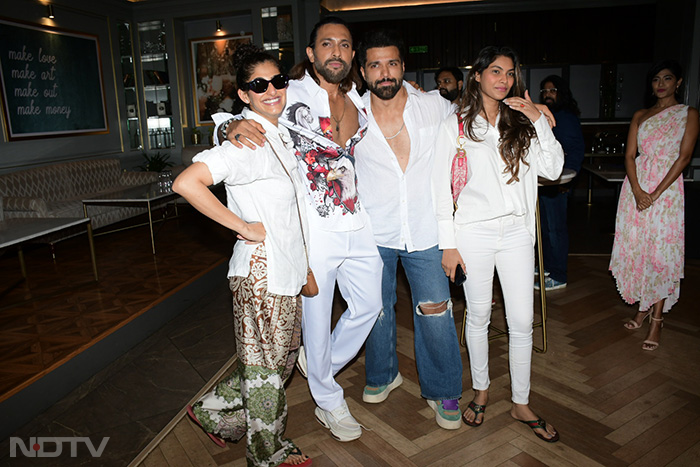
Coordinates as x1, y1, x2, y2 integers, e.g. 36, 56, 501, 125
234, 133, 241, 142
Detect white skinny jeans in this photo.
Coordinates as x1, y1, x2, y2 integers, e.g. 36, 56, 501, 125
457, 215, 534, 405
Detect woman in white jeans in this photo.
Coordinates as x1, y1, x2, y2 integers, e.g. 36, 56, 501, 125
432, 46, 564, 442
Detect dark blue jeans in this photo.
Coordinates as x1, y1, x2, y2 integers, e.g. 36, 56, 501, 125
539, 186, 569, 283
364, 245, 462, 401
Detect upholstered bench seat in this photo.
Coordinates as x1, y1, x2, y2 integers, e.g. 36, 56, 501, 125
0, 159, 159, 240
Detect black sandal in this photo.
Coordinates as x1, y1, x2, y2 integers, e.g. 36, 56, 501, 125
517, 417, 559, 443
462, 400, 486, 427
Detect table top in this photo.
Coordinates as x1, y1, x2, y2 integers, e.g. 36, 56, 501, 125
584, 153, 625, 158
0, 217, 89, 249
582, 163, 694, 183
582, 163, 627, 182
538, 168, 577, 186
82, 183, 177, 203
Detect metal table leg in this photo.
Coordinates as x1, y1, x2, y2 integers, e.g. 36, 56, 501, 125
147, 200, 156, 255
534, 199, 547, 353
87, 220, 98, 281
83, 204, 99, 281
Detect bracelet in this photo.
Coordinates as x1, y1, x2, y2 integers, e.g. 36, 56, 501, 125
221, 118, 235, 137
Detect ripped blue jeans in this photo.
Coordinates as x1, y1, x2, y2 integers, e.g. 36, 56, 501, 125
364, 245, 463, 401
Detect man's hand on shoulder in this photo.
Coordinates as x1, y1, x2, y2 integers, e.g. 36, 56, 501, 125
224, 119, 267, 149
406, 80, 424, 92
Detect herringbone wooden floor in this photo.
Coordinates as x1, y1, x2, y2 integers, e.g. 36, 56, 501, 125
133, 256, 700, 467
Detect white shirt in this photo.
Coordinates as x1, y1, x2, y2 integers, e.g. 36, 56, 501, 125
195, 108, 309, 296
432, 112, 564, 247
355, 82, 453, 251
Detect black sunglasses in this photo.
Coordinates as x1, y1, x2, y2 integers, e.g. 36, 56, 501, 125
245, 74, 289, 93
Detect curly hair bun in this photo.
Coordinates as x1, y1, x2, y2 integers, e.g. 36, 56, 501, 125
233, 43, 264, 75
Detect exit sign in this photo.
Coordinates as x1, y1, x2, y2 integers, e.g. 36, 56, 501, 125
409, 45, 428, 54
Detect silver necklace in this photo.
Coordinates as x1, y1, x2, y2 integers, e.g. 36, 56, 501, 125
384, 122, 405, 140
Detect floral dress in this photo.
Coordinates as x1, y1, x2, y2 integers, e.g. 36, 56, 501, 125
610, 104, 688, 312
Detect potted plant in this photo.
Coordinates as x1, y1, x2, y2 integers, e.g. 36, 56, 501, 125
191, 127, 202, 145
138, 151, 174, 172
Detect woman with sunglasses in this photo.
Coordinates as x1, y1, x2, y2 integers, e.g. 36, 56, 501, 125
432, 46, 564, 442
173, 43, 312, 467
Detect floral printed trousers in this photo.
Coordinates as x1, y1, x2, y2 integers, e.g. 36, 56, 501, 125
192, 245, 302, 467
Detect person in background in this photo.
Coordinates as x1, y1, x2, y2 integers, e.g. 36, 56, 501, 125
433, 46, 563, 442
610, 59, 698, 351
174, 43, 312, 466
536, 75, 585, 291
435, 66, 464, 104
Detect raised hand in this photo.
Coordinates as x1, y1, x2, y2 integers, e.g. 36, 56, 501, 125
504, 90, 556, 127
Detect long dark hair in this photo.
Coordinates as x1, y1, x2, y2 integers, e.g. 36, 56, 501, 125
458, 46, 535, 184
232, 43, 280, 113
644, 59, 684, 108
288, 16, 361, 93
539, 74, 580, 116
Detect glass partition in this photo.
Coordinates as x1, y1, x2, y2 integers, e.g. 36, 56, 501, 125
138, 20, 175, 149
261, 6, 295, 73
118, 21, 141, 150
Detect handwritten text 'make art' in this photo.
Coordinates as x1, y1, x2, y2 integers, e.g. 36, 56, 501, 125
8, 46, 72, 119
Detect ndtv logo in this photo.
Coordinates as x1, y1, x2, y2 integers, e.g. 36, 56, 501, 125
10, 437, 109, 458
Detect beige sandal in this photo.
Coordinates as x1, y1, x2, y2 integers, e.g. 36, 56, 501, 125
642, 317, 663, 351
624, 310, 653, 330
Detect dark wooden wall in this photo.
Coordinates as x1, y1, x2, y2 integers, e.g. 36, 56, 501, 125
349, 5, 656, 69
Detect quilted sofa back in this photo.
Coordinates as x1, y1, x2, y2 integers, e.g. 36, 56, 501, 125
0, 159, 122, 200
67, 159, 122, 195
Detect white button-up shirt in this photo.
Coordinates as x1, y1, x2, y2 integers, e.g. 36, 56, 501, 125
195, 108, 309, 296
355, 82, 453, 251
432, 112, 564, 247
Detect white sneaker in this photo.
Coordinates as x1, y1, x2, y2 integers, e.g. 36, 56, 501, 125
296, 345, 307, 378
314, 400, 362, 441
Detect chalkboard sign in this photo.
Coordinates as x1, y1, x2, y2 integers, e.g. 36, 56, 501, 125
0, 19, 108, 140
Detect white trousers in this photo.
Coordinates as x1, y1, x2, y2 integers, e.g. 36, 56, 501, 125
457, 216, 534, 405
302, 223, 383, 411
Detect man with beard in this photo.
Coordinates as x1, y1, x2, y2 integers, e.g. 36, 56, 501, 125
535, 75, 584, 291
212, 16, 382, 442
435, 66, 463, 104
353, 29, 464, 430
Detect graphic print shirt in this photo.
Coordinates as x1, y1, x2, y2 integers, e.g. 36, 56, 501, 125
214, 71, 369, 232
279, 72, 369, 232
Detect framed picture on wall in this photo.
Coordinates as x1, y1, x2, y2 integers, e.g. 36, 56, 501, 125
0, 18, 108, 140
190, 34, 252, 126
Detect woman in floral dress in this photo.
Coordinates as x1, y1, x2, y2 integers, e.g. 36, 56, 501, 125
173, 43, 311, 466
610, 59, 699, 351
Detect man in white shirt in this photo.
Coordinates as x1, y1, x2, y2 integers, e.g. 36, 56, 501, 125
213, 17, 382, 443
353, 29, 464, 430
